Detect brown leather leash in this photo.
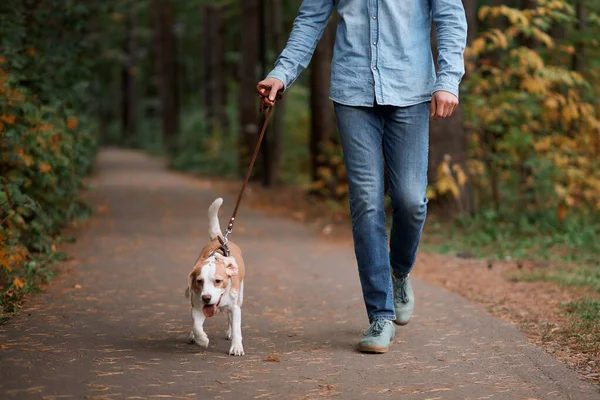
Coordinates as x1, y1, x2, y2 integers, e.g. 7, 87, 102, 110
213, 85, 281, 257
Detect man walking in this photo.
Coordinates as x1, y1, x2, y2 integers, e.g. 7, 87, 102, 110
257, 0, 467, 353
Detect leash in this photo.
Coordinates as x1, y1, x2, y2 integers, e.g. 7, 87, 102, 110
212, 87, 281, 257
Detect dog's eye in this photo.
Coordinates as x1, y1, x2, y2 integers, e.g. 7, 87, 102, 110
215, 279, 223, 285
197, 279, 204, 285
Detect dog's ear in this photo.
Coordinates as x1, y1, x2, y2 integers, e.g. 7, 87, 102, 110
224, 256, 239, 277
188, 270, 199, 295
214, 253, 239, 277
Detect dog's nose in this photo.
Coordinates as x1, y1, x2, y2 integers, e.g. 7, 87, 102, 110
201, 294, 212, 303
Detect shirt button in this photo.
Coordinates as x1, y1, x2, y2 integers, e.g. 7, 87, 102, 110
373, 66, 377, 70
373, 16, 377, 19
373, 42, 377, 45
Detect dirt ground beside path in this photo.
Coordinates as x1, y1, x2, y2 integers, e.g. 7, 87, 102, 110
0, 148, 598, 399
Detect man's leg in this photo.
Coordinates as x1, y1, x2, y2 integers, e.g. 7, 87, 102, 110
333, 103, 395, 323
382, 102, 429, 277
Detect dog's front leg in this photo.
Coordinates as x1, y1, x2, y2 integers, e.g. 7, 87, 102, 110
191, 308, 209, 348
226, 308, 233, 341
228, 305, 244, 356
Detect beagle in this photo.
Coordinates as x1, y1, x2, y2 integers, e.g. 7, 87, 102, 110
185, 198, 246, 356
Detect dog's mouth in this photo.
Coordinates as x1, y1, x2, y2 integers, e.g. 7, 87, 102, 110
202, 295, 222, 317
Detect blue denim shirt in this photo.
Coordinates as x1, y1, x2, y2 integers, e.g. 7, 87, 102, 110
266, 0, 467, 107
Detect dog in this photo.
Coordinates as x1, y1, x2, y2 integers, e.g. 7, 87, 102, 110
185, 198, 246, 356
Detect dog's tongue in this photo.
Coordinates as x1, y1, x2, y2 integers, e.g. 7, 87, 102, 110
202, 304, 217, 317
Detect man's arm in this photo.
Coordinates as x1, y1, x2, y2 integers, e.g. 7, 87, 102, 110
430, 0, 468, 119
259, 0, 335, 103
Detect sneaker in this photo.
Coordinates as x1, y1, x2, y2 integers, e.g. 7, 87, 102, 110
358, 319, 395, 353
393, 274, 414, 325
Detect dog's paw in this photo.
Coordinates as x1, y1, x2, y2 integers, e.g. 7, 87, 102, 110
188, 330, 195, 344
228, 342, 244, 356
194, 333, 209, 348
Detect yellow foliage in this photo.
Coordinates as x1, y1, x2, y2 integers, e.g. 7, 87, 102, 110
464, 1, 600, 214
531, 27, 555, 49
335, 184, 347, 197
533, 137, 552, 152
12, 277, 25, 289
1, 114, 15, 124
14, 149, 32, 167
67, 116, 78, 130
521, 76, 547, 95
429, 155, 467, 200
426, 187, 437, 200
39, 162, 52, 173
0, 245, 27, 273
316, 166, 332, 180
452, 164, 468, 187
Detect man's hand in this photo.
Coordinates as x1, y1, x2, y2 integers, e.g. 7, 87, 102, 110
256, 78, 284, 111
430, 90, 459, 120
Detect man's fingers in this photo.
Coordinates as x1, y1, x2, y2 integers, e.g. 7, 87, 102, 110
449, 103, 458, 117
429, 99, 436, 118
435, 103, 447, 119
256, 83, 269, 98
268, 87, 278, 101
447, 103, 458, 118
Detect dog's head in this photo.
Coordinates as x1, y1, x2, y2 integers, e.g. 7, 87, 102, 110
186, 253, 239, 317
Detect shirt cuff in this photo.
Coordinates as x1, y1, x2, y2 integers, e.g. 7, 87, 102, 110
433, 75, 460, 99
266, 68, 289, 92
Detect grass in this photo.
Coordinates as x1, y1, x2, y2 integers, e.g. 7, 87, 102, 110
562, 298, 600, 353
422, 209, 600, 283
421, 208, 600, 345
511, 267, 600, 293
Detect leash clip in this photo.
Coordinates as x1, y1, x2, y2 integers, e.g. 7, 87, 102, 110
217, 235, 230, 257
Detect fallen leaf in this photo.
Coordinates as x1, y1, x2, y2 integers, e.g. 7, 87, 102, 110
263, 355, 280, 362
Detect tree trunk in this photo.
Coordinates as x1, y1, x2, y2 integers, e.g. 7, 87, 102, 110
262, 0, 286, 187
427, 15, 475, 217
152, 0, 180, 155
259, 0, 272, 186
310, 17, 337, 184
202, 5, 226, 136
213, 6, 227, 136
463, 0, 477, 45
122, 8, 137, 144
202, 5, 214, 133
238, 0, 261, 178
572, 1, 587, 73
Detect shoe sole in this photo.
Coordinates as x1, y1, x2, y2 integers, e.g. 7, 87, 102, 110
393, 319, 410, 326
358, 344, 390, 354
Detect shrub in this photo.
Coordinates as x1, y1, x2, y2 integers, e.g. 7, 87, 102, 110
0, 60, 95, 319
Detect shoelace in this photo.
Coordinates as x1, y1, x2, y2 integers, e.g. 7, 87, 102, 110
363, 319, 388, 337
394, 276, 409, 303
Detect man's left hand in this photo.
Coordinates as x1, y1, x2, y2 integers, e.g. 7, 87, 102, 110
430, 91, 459, 120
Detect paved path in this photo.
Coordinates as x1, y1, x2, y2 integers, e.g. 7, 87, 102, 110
0, 149, 597, 400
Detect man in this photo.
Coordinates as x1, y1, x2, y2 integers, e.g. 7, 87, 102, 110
257, 0, 467, 353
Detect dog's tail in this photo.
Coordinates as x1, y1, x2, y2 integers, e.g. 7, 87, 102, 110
208, 198, 224, 240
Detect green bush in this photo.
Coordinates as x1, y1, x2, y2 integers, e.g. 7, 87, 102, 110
0, 63, 96, 320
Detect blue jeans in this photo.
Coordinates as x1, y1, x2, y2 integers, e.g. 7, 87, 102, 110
334, 102, 429, 322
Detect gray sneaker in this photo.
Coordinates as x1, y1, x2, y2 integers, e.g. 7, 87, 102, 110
393, 274, 414, 325
358, 319, 396, 353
